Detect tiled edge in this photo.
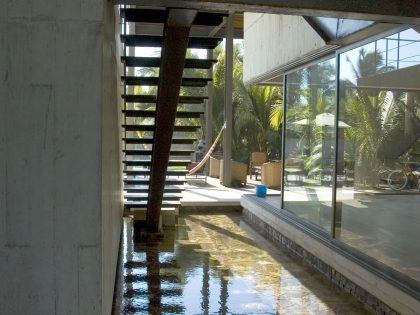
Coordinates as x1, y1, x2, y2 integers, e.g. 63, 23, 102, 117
241, 205, 400, 315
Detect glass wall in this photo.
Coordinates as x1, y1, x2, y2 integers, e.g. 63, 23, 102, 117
283, 58, 336, 231
282, 29, 420, 286
335, 29, 420, 283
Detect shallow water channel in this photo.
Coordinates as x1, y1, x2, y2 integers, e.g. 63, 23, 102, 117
113, 212, 369, 315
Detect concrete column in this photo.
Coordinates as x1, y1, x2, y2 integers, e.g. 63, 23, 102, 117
0, 2, 123, 314
222, 13, 234, 187
205, 49, 214, 173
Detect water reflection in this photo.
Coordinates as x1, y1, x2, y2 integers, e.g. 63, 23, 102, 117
113, 213, 369, 314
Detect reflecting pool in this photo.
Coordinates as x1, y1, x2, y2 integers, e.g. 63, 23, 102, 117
113, 212, 369, 314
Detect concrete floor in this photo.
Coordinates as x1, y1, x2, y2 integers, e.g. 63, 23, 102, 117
113, 213, 370, 314
181, 175, 280, 207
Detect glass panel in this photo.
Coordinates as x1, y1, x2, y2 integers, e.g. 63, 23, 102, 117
336, 29, 420, 283
376, 29, 420, 72
311, 17, 375, 39
283, 58, 336, 231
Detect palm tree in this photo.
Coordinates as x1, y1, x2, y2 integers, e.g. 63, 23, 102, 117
212, 42, 283, 161
235, 85, 282, 155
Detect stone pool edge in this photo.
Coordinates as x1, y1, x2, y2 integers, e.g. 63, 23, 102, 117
240, 194, 420, 315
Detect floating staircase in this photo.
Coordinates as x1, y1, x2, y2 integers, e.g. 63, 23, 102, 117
120, 7, 223, 229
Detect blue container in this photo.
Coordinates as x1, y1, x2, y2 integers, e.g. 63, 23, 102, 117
256, 184, 267, 198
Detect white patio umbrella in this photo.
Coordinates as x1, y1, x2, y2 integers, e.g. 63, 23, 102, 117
315, 113, 350, 128
292, 113, 350, 128
292, 118, 309, 125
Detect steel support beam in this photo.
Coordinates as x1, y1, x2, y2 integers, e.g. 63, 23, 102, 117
222, 12, 234, 187
146, 9, 197, 233
113, 0, 420, 25
205, 49, 214, 173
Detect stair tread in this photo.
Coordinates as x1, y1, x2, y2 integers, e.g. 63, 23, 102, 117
125, 200, 180, 205
122, 94, 207, 104
122, 125, 200, 132
125, 188, 182, 193
124, 169, 188, 175
124, 193, 182, 197
122, 110, 203, 118
124, 178, 186, 183
124, 194, 182, 201
123, 160, 191, 166
121, 76, 212, 87
124, 204, 178, 210
121, 9, 226, 26
123, 138, 196, 144
120, 35, 222, 49
121, 56, 217, 69
123, 149, 194, 156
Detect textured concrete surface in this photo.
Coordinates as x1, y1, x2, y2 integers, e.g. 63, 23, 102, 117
0, 1, 122, 313
243, 13, 326, 84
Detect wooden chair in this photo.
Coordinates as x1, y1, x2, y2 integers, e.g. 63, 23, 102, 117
284, 158, 305, 185
249, 152, 268, 180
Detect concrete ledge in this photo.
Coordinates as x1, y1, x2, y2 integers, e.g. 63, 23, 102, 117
240, 194, 420, 315
180, 205, 242, 213
180, 200, 240, 207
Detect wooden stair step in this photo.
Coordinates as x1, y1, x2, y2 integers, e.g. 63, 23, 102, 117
124, 193, 182, 201
123, 110, 203, 118
123, 160, 191, 167
121, 56, 217, 69
123, 149, 194, 156
124, 186, 183, 193
122, 124, 200, 132
124, 169, 188, 176
121, 35, 222, 49
124, 178, 186, 185
120, 8, 226, 26
122, 94, 207, 104
123, 137, 196, 145
121, 76, 212, 87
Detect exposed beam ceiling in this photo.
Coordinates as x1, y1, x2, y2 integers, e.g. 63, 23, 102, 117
114, 0, 420, 25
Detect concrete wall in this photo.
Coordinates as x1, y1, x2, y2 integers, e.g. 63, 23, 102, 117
101, 4, 124, 315
243, 13, 326, 84
0, 0, 123, 314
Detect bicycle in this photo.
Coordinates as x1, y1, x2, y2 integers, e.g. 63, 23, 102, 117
387, 162, 420, 191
